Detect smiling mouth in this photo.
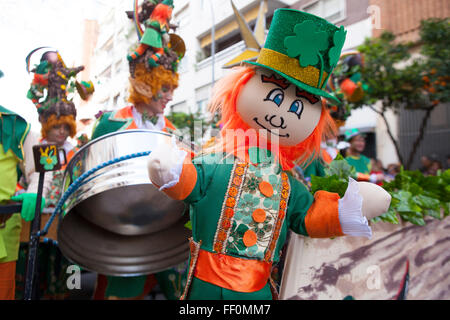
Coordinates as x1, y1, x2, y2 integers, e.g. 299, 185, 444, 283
253, 118, 290, 137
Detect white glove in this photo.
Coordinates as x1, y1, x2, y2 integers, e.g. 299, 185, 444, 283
338, 178, 392, 239
147, 136, 187, 191
358, 181, 392, 220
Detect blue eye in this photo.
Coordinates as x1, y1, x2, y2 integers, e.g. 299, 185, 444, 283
288, 100, 304, 119
264, 88, 284, 106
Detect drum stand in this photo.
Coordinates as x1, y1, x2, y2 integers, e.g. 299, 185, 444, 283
24, 144, 65, 300
23, 171, 45, 300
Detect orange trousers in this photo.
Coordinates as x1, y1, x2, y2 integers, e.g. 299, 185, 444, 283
0, 261, 16, 300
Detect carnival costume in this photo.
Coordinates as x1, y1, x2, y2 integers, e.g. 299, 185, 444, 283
15, 49, 92, 299
147, 9, 392, 300
91, 0, 187, 300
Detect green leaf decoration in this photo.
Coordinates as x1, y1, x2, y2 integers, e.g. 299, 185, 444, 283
40, 154, 57, 170
284, 20, 329, 68
328, 26, 347, 68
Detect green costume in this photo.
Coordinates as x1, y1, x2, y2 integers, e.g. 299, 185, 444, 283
181, 148, 320, 300
345, 155, 371, 175
0, 106, 30, 263
141, 20, 166, 48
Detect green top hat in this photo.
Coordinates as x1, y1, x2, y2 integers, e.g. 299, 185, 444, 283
245, 9, 346, 104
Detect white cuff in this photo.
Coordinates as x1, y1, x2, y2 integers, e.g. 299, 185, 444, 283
158, 136, 187, 191
338, 177, 372, 239
369, 173, 378, 183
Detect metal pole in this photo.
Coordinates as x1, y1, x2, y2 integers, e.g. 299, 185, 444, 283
24, 171, 45, 300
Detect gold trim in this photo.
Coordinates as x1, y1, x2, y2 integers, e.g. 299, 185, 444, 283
256, 48, 328, 88
180, 238, 202, 300
213, 161, 248, 254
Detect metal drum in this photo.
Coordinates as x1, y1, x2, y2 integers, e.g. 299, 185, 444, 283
57, 129, 191, 276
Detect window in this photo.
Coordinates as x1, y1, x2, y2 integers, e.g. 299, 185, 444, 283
303, 0, 346, 24
196, 99, 208, 114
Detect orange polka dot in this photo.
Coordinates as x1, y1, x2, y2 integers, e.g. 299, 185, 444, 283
252, 209, 266, 223
243, 230, 257, 247
259, 181, 273, 198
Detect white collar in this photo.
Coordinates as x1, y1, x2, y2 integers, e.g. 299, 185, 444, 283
131, 106, 165, 131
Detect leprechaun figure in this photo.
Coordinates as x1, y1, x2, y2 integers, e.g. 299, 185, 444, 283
147, 9, 391, 300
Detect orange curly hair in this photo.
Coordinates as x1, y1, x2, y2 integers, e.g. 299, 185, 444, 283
128, 64, 179, 105
206, 66, 336, 170
41, 114, 77, 139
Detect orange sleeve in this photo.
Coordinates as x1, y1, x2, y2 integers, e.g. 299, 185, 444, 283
356, 172, 370, 181
305, 191, 344, 238
158, 155, 198, 201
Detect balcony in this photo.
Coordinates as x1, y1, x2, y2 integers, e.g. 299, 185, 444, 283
196, 40, 247, 70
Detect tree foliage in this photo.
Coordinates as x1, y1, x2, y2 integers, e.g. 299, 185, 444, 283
342, 18, 449, 169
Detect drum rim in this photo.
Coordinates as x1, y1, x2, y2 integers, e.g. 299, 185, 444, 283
64, 129, 172, 172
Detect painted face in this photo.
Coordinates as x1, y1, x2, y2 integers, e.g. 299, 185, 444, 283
47, 123, 70, 146
137, 85, 174, 115
236, 68, 322, 146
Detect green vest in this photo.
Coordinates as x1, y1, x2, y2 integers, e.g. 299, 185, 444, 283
185, 149, 313, 264
141, 20, 165, 48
